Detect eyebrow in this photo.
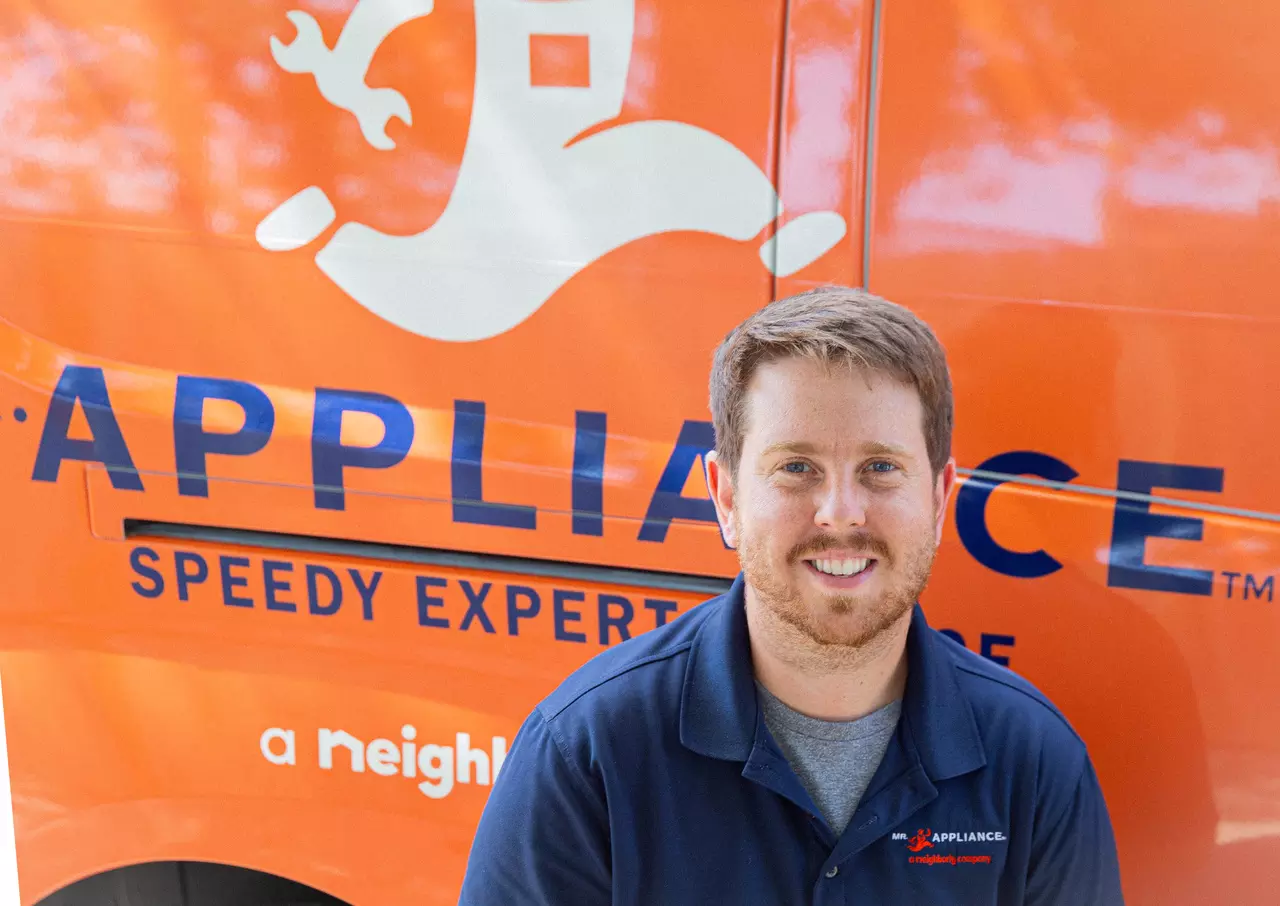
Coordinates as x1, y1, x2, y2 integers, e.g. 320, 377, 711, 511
861, 441, 913, 458
759, 440, 914, 459
759, 441, 820, 458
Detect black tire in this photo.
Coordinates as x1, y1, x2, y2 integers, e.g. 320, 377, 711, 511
35, 861, 351, 906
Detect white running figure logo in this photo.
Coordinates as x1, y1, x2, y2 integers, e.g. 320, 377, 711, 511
256, 0, 847, 342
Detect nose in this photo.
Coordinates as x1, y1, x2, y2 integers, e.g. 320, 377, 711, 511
813, 470, 868, 532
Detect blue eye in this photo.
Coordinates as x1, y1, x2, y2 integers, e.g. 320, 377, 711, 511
867, 461, 897, 473
783, 461, 812, 474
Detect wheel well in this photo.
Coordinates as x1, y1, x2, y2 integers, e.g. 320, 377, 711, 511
33, 860, 352, 906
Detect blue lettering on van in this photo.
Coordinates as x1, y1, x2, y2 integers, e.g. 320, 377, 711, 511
1221, 571, 1275, 602
1107, 460, 1223, 596
553, 588, 587, 643
459, 580, 496, 633
506, 585, 541, 635
349, 568, 382, 621
312, 388, 414, 511
174, 550, 209, 601
31, 365, 144, 490
174, 375, 275, 497
416, 575, 449, 628
44, 370, 1242, 604
644, 598, 678, 627
1244, 573, 1274, 602
307, 564, 343, 616
220, 555, 254, 607
638, 420, 719, 543
598, 593, 633, 645
263, 560, 296, 612
128, 546, 697, 642
452, 400, 538, 530
936, 629, 1017, 667
572, 410, 607, 536
955, 451, 1077, 579
129, 546, 165, 598
980, 633, 1016, 667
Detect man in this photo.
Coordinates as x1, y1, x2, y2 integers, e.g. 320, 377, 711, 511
458, 287, 1124, 905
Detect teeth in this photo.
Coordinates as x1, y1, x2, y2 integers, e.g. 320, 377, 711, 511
812, 558, 870, 577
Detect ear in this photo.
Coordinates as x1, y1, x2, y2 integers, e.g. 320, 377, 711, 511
705, 450, 739, 550
933, 458, 957, 546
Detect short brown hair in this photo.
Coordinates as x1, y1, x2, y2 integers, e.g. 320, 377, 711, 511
709, 286, 953, 477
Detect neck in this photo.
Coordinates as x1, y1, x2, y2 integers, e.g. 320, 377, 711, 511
746, 592, 911, 722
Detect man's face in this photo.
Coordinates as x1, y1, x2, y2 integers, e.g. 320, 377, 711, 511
708, 356, 956, 649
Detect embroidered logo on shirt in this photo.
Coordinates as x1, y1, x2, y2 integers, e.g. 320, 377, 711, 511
893, 829, 1007, 865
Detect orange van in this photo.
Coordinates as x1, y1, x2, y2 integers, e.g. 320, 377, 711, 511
1, 0, 1277, 903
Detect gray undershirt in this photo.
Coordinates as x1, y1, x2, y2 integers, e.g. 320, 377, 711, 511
756, 682, 902, 835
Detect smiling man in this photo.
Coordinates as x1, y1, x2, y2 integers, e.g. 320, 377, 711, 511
458, 287, 1124, 905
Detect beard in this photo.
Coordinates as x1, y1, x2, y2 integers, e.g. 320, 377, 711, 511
739, 522, 938, 652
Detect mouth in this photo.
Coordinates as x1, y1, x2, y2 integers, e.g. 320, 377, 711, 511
802, 555, 878, 589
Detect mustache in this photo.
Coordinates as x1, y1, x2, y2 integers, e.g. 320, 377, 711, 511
788, 533, 891, 562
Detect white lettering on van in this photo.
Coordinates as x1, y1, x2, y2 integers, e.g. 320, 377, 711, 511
264, 724, 508, 800
318, 728, 365, 772
259, 727, 296, 766
417, 742, 455, 798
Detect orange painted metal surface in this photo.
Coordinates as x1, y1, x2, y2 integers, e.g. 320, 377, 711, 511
871, 1, 1280, 904
0, 0, 1274, 903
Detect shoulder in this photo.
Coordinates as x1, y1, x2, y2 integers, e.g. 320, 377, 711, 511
934, 629, 1090, 777
536, 590, 724, 723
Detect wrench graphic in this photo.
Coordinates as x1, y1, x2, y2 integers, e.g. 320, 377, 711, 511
270, 0, 435, 150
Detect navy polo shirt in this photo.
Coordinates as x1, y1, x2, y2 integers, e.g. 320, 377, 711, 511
458, 576, 1124, 905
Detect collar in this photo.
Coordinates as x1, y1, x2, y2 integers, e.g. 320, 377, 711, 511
679, 574, 986, 781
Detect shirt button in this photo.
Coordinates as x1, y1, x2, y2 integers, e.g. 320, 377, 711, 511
825, 866, 839, 879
